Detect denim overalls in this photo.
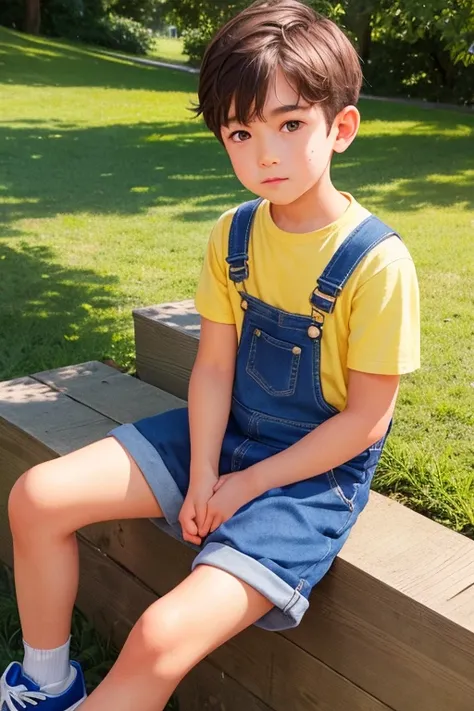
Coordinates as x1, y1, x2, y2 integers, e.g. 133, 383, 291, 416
110, 199, 399, 631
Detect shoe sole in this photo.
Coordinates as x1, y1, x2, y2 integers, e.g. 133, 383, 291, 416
66, 696, 87, 710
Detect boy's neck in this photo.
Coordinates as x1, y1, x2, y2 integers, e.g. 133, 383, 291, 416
270, 177, 349, 234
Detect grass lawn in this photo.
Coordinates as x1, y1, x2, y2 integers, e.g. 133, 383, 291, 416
0, 23, 473, 690
148, 36, 189, 66
1, 25, 473, 530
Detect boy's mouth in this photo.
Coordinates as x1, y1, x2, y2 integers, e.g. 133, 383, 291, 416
262, 177, 288, 184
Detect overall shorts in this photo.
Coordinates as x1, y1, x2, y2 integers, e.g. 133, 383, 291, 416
110, 200, 399, 631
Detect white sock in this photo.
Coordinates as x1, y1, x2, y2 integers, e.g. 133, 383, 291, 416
23, 637, 71, 692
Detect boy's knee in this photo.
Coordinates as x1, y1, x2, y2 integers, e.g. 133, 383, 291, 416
9, 463, 62, 537
125, 606, 190, 682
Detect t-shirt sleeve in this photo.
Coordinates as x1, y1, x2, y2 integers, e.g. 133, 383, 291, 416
194, 217, 235, 324
347, 257, 420, 374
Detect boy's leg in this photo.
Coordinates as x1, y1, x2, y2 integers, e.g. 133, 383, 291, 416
8, 437, 164, 650
79, 564, 273, 711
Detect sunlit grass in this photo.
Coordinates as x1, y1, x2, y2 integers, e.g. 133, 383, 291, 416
0, 28, 473, 536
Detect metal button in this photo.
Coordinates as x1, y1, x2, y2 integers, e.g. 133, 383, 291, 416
241, 299, 248, 311
307, 325, 320, 339
254, 328, 261, 337
292, 346, 301, 355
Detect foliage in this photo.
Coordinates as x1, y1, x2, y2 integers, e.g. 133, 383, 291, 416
0, 0, 154, 55
42, 0, 154, 55
181, 27, 212, 65
161, 0, 474, 104
163, 0, 247, 35
0, 0, 24, 30
110, 0, 163, 27
85, 14, 154, 54
364, 36, 474, 105
374, 0, 474, 67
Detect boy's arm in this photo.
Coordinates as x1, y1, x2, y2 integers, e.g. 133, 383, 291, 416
179, 317, 237, 544
199, 369, 399, 536
188, 317, 237, 483
247, 369, 399, 496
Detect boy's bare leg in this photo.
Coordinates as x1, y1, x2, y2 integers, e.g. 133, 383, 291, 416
80, 564, 273, 711
8, 437, 164, 649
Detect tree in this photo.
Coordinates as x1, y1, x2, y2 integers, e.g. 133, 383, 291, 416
24, 0, 41, 34
110, 0, 163, 26
375, 0, 474, 65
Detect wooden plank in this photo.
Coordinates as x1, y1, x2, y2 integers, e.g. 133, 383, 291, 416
0, 378, 391, 711
84, 523, 393, 710
33, 361, 183, 424
83, 524, 391, 711
134, 302, 199, 400
177, 659, 274, 711
0, 501, 268, 711
341, 492, 474, 629
131, 303, 474, 710
3, 363, 474, 709
133, 303, 474, 627
0, 422, 278, 711
84, 517, 474, 711
0, 376, 115, 455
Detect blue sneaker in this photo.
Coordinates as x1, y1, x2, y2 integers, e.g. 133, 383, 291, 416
0, 661, 86, 710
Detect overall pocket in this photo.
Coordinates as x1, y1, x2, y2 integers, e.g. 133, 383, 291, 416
327, 469, 357, 512
246, 327, 301, 397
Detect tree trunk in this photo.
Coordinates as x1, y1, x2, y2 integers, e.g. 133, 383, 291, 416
24, 0, 41, 35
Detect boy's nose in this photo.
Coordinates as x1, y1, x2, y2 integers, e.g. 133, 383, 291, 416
259, 153, 280, 168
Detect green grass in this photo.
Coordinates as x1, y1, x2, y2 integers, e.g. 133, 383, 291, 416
0, 26, 473, 533
148, 37, 189, 66
0, 23, 473, 684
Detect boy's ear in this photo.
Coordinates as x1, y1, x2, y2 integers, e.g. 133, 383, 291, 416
332, 106, 360, 154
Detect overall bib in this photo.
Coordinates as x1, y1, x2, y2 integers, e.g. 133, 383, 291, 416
110, 200, 399, 631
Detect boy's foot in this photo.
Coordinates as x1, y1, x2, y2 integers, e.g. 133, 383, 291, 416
0, 661, 87, 710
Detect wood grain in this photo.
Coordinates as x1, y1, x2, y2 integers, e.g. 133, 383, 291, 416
2, 359, 474, 709
131, 303, 474, 710
134, 305, 199, 400
0, 368, 391, 711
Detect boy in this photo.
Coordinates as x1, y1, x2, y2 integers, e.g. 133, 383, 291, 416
1, 1, 419, 709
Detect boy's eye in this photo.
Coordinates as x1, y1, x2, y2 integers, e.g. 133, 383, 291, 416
283, 120, 301, 132
229, 130, 251, 143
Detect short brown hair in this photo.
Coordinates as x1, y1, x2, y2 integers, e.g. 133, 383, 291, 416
196, 0, 362, 140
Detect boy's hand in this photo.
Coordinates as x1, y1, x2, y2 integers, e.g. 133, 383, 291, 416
199, 471, 257, 538
179, 473, 218, 545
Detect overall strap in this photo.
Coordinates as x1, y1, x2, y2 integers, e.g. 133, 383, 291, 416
226, 198, 262, 283
311, 215, 400, 314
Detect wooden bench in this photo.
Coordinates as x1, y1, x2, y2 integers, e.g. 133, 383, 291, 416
0, 304, 472, 710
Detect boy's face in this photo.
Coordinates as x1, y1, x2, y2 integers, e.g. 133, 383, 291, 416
221, 68, 358, 205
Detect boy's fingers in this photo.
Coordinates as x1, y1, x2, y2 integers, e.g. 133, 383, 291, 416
179, 503, 198, 536
195, 504, 207, 532
199, 510, 214, 538
184, 517, 198, 535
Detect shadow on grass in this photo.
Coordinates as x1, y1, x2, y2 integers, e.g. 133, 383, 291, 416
0, 120, 244, 239
1, 26, 473, 227
0, 27, 197, 93
1, 115, 473, 241
1, 26, 473, 385
0, 242, 121, 380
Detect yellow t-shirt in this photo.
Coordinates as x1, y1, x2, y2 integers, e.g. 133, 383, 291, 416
195, 193, 420, 412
